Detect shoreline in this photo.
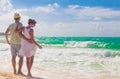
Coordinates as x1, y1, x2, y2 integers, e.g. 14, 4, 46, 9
0, 33, 5, 36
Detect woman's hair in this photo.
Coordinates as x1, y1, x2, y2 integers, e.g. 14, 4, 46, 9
28, 18, 36, 24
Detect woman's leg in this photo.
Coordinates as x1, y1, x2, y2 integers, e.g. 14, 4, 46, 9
26, 57, 31, 76
30, 55, 34, 71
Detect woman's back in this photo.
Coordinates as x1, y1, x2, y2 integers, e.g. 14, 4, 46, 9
22, 27, 31, 40
19, 27, 37, 57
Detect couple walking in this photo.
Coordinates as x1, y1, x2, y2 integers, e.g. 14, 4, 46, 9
5, 13, 42, 77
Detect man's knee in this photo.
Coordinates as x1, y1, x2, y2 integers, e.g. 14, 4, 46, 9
19, 57, 23, 61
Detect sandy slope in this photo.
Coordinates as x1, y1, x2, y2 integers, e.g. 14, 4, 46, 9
0, 71, 26, 79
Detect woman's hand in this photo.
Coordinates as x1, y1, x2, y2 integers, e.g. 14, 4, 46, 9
38, 45, 42, 49
27, 39, 33, 43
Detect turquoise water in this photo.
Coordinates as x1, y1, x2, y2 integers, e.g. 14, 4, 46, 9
1, 36, 120, 50
36, 37, 120, 50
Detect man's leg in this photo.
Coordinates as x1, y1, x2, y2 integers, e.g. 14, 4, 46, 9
18, 57, 23, 74
11, 44, 17, 74
12, 56, 16, 74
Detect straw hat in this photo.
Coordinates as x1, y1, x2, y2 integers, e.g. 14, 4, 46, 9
14, 13, 21, 19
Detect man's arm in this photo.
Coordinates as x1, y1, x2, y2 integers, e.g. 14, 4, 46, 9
15, 25, 33, 43
19, 33, 33, 43
15, 26, 24, 33
5, 28, 10, 45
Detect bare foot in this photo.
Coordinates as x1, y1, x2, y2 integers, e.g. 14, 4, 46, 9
14, 70, 17, 75
18, 71, 25, 76
27, 73, 32, 77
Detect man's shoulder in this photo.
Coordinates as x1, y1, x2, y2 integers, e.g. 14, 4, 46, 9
8, 23, 16, 29
19, 22, 23, 26
9, 22, 22, 27
9, 22, 15, 26
10, 22, 22, 25
19, 22, 22, 24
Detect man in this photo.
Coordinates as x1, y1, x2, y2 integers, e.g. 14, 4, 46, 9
5, 13, 24, 75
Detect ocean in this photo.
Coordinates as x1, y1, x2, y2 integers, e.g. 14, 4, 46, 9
1, 36, 120, 78
36, 37, 120, 50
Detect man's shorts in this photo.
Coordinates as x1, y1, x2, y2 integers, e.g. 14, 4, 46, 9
10, 44, 23, 57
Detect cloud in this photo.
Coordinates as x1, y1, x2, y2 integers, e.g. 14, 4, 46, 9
68, 5, 80, 9
94, 17, 102, 21
65, 5, 120, 20
32, 6, 54, 13
0, 0, 13, 15
34, 21, 120, 37
0, 1, 120, 37
15, 3, 60, 14
53, 3, 60, 8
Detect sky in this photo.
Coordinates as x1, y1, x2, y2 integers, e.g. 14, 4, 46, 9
0, 0, 120, 37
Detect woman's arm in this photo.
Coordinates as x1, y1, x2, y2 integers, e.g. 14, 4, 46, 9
29, 29, 42, 49
15, 27, 24, 33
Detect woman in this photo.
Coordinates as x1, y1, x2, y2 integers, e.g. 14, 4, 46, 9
16, 18, 42, 76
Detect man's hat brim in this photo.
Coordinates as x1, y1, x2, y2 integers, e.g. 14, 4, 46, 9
14, 16, 20, 19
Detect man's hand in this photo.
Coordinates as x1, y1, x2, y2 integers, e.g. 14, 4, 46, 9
5, 28, 10, 45
7, 40, 10, 45
19, 33, 33, 43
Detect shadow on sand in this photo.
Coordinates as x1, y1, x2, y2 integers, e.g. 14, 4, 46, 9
26, 76, 44, 79
17, 74, 44, 79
